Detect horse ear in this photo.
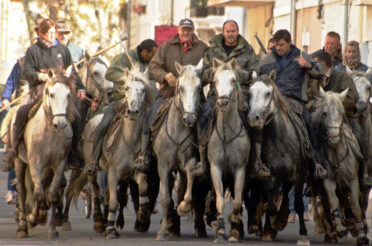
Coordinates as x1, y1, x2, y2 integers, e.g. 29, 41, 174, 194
345, 66, 354, 78
319, 87, 326, 98
143, 67, 149, 77
339, 88, 349, 102
366, 67, 372, 78
174, 61, 183, 75
269, 69, 276, 82
84, 50, 91, 62
65, 65, 73, 77
212, 58, 224, 70
48, 69, 55, 79
227, 58, 237, 71
251, 71, 257, 80
195, 58, 203, 73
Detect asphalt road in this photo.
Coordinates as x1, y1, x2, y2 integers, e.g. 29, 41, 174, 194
0, 167, 370, 245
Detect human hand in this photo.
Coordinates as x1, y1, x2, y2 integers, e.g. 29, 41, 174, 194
77, 90, 86, 100
297, 57, 312, 69
165, 73, 177, 87
37, 72, 49, 82
1, 99, 9, 109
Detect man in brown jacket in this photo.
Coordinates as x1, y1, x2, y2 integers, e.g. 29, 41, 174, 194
309, 52, 372, 189
132, 18, 207, 169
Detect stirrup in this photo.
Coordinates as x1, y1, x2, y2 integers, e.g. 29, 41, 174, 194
315, 163, 327, 179
86, 160, 99, 176
360, 176, 372, 190
2, 148, 15, 165
254, 159, 270, 179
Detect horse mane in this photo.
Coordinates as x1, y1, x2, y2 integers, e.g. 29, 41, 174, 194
118, 64, 157, 112
253, 74, 290, 113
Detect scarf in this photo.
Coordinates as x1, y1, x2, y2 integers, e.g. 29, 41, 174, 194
343, 56, 360, 70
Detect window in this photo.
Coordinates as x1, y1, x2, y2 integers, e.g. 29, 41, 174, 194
190, 0, 224, 17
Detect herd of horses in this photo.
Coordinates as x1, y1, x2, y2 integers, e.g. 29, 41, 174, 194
8, 53, 372, 246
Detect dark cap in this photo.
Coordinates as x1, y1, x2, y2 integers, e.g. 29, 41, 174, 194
179, 18, 194, 29
56, 20, 71, 32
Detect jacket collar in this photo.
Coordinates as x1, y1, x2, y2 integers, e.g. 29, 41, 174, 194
211, 34, 247, 54
169, 34, 199, 46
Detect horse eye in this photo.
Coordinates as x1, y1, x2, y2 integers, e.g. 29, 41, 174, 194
266, 92, 271, 97
93, 71, 99, 76
322, 112, 327, 117
50, 93, 55, 98
180, 86, 184, 92
124, 87, 129, 91
231, 78, 236, 83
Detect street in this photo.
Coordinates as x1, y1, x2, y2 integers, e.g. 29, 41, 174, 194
0, 167, 370, 246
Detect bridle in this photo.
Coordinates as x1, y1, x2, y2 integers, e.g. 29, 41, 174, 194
83, 58, 108, 105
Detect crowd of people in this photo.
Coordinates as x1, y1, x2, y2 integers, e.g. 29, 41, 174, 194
1, 17, 371, 227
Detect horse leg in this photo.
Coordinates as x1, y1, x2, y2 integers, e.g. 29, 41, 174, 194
89, 174, 105, 233
27, 162, 43, 228
246, 179, 263, 236
47, 161, 66, 239
168, 171, 180, 238
294, 181, 309, 246
177, 157, 197, 217
55, 174, 66, 227
15, 159, 28, 238
62, 169, 81, 231
192, 176, 208, 238
156, 162, 170, 240
134, 171, 151, 232
350, 180, 369, 246
210, 164, 226, 243
105, 167, 119, 239
318, 181, 338, 243
116, 181, 128, 230
228, 166, 245, 242
274, 182, 291, 231
323, 179, 347, 238
262, 178, 277, 241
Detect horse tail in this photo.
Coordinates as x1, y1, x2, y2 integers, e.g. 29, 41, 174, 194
66, 170, 88, 207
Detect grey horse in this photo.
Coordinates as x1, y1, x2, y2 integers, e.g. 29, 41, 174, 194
152, 60, 204, 240
247, 71, 310, 246
313, 88, 369, 246
14, 68, 75, 239
206, 58, 250, 243
67, 66, 157, 238
61, 52, 113, 231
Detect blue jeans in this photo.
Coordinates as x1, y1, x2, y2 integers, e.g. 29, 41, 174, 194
288, 184, 308, 214
7, 169, 16, 191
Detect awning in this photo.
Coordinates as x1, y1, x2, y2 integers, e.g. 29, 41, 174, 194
207, 0, 274, 8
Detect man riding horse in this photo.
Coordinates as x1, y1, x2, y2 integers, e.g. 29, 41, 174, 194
308, 52, 372, 189
87, 39, 158, 175
258, 29, 327, 180
197, 20, 270, 178
132, 18, 208, 170
3, 18, 85, 169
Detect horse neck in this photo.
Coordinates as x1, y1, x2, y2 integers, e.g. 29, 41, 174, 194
216, 99, 241, 135
168, 99, 190, 134
268, 98, 294, 140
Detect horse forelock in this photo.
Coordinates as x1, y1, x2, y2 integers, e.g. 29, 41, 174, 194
178, 65, 201, 88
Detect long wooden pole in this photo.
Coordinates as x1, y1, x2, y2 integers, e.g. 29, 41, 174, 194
0, 93, 28, 113
74, 37, 127, 67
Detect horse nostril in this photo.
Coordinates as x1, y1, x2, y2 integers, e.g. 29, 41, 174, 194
53, 124, 58, 129
135, 110, 139, 114
255, 115, 260, 121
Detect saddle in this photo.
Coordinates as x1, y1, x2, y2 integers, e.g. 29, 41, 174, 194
149, 98, 173, 143
100, 103, 128, 164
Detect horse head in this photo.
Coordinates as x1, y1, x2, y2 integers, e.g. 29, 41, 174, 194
247, 70, 278, 130
212, 58, 238, 112
121, 66, 156, 120
318, 87, 349, 147
44, 67, 75, 130
80, 51, 113, 104
346, 66, 372, 114
174, 59, 202, 127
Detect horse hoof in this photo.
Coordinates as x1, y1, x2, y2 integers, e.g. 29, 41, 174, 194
357, 236, 369, 246
261, 231, 273, 241
314, 225, 324, 234
214, 234, 226, 243
105, 229, 119, 239
156, 233, 169, 241
296, 236, 310, 246
55, 217, 63, 227
17, 229, 28, 238
94, 223, 105, 234
134, 219, 150, 233
169, 231, 180, 239
337, 229, 348, 240
228, 235, 239, 243
38, 211, 48, 226
248, 224, 259, 235
62, 221, 71, 231
210, 220, 218, 230
195, 228, 207, 238
177, 202, 191, 217
48, 231, 59, 240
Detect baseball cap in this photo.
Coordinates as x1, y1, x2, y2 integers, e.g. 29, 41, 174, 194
56, 20, 71, 32
179, 18, 194, 29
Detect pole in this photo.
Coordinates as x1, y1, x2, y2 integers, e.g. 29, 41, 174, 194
290, 0, 296, 45
171, 0, 174, 26
127, 0, 131, 48
344, 0, 349, 46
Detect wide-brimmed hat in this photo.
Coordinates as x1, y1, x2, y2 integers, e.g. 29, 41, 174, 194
56, 20, 71, 32
179, 18, 194, 29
